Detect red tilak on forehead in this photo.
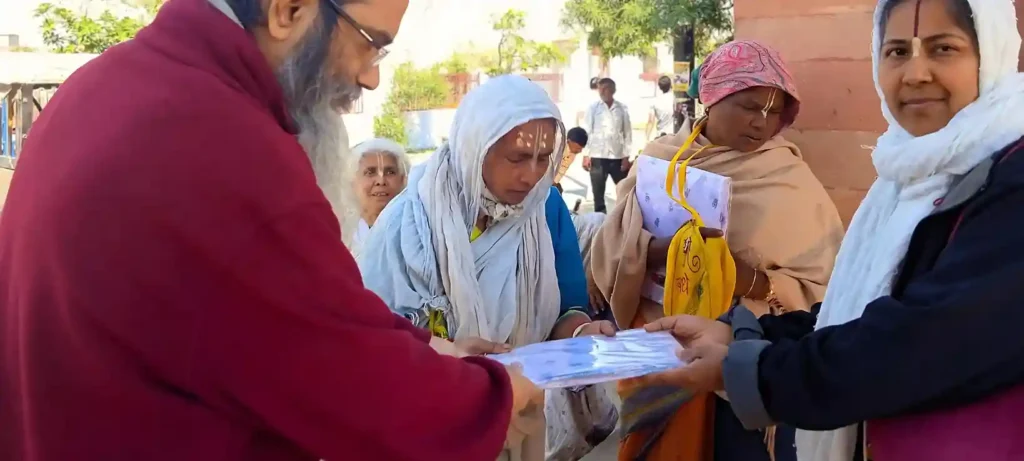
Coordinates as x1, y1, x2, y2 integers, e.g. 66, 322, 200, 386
912, 0, 924, 56
913, 0, 924, 36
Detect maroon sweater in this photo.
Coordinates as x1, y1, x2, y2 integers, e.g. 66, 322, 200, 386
0, 0, 512, 460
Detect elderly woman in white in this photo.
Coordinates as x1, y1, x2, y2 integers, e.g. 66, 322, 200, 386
358, 75, 616, 461
347, 137, 411, 254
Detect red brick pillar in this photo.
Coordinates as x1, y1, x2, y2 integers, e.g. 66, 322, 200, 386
734, 0, 885, 226
1018, 1, 1024, 70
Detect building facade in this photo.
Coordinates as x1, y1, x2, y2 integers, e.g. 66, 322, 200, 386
735, 0, 1024, 225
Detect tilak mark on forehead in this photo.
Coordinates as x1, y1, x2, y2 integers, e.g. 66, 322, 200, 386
515, 127, 551, 151
912, 0, 925, 57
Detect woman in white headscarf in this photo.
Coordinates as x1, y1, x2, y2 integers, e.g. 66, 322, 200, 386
358, 75, 615, 461
347, 137, 411, 256
644, 0, 1024, 460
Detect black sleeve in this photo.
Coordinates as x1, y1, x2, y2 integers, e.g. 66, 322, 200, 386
751, 187, 1024, 431
719, 303, 818, 342
758, 304, 818, 343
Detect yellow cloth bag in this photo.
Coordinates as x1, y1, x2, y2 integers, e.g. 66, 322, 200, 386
662, 121, 736, 319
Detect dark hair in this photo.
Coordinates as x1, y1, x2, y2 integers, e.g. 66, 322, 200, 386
567, 127, 589, 147
657, 76, 672, 93
879, 0, 978, 48
589, 77, 600, 90
598, 78, 616, 89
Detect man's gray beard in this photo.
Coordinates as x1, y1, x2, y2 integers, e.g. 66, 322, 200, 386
276, 26, 365, 247
296, 105, 361, 244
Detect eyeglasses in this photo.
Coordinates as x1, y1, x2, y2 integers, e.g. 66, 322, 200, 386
326, 0, 390, 66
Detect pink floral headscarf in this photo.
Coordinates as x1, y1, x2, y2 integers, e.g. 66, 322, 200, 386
699, 40, 801, 130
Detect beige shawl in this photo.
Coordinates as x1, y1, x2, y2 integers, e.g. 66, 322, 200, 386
589, 122, 844, 326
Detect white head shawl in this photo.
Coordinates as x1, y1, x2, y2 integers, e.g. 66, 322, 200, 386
358, 75, 564, 346
798, 1, 1024, 460
350, 137, 412, 177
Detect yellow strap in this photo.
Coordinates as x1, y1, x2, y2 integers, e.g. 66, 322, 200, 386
664, 119, 713, 228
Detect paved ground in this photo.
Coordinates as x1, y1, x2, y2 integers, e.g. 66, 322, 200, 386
577, 384, 622, 461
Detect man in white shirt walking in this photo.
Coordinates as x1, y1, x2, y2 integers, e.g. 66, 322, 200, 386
582, 78, 631, 213
646, 75, 676, 141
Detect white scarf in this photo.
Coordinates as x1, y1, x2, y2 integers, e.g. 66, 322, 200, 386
358, 75, 563, 346
797, 1, 1024, 459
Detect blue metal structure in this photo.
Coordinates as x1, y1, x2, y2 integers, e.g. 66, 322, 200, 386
1, 99, 10, 159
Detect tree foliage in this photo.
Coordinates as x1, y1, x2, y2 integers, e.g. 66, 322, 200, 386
35, 0, 167, 54
373, 62, 454, 145
372, 103, 408, 146
487, 9, 568, 76
439, 49, 494, 75
560, 0, 665, 58
386, 62, 451, 111
561, 0, 733, 59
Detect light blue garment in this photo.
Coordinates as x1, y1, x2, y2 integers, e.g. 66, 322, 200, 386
358, 75, 566, 345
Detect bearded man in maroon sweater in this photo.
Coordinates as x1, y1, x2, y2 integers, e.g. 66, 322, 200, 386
0, 0, 541, 460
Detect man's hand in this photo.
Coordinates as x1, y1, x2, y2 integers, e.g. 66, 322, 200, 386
455, 337, 511, 356
575, 320, 617, 337
647, 343, 728, 392
644, 315, 732, 347
582, 155, 592, 172
644, 315, 732, 393
620, 157, 632, 172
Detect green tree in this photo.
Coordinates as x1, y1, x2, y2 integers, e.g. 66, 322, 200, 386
487, 9, 568, 76
387, 62, 451, 111
35, 1, 166, 54
373, 62, 454, 145
560, 0, 664, 58
652, 0, 733, 57
439, 49, 494, 75
561, 0, 732, 59
372, 102, 408, 146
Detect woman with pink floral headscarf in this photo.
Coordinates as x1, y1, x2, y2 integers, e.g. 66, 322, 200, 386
586, 40, 844, 461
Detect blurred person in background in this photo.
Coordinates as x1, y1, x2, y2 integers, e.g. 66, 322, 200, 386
575, 77, 602, 126
647, 75, 676, 141
582, 77, 632, 213
553, 126, 588, 194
